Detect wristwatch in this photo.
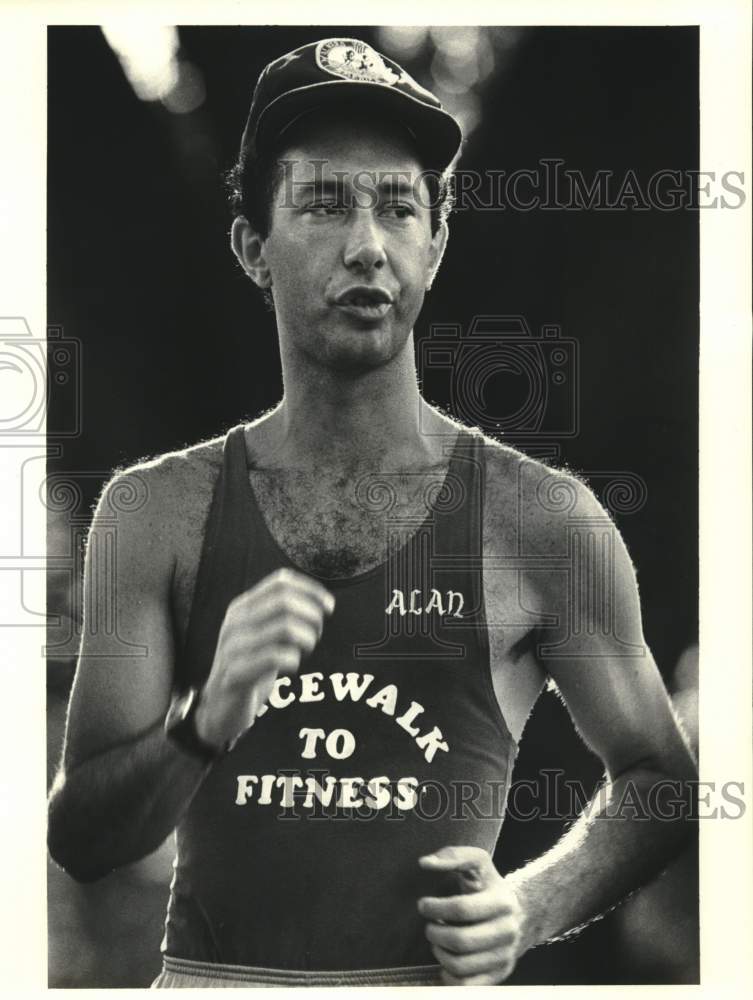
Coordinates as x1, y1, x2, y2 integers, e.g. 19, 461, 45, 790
164, 687, 225, 764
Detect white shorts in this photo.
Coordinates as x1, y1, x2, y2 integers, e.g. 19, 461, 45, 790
151, 954, 443, 987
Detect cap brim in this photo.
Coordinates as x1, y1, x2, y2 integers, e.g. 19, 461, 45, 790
250, 80, 463, 172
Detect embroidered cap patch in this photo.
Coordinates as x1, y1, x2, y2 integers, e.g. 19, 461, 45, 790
315, 39, 404, 86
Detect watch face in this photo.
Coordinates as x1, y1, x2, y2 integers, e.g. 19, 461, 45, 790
166, 689, 195, 731
180, 688, 198, 721
165, 688, 219, 763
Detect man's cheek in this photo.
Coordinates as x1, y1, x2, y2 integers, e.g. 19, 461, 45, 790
398, 286, 427, 320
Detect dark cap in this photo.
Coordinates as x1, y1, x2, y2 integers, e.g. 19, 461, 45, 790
240, 37, 463, 172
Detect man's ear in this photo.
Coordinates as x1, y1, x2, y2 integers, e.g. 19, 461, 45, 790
425, 221, 449, 291
230, 216, 272, 289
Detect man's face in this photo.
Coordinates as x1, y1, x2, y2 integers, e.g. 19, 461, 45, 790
254, 114, 447, 375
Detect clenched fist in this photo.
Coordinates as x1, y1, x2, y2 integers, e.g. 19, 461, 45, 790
195, 568, 335, 752
418, 846, 525, 985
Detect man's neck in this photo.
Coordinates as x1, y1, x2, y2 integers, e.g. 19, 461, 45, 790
255, 346, 451, 473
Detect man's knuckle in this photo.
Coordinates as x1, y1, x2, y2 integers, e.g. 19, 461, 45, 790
493, 927, 515, 947
277, 615, 295, 640
494, 941, 515, 962
430, 943, 445, 966
267, 573, 287, 595
443, 928, 464, 952
276, 605, 292, 627
496, 912, 520, 936
441, 951, 465, 976
497, 957, 516, 982
470, 930, 492, 954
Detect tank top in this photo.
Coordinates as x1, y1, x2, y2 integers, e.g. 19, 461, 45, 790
162, 423, 517, 970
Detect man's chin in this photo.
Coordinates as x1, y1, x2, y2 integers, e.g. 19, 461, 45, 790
314, 326, 407, 375
321, 348, 395, 376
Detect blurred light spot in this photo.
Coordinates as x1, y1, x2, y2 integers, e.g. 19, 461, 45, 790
377, 27, 528, 145
162, 61, 206, 115
474, 35, 496, 82
429, 26, 480, 61
431, 50, 479, 93
101, 24, 205, 114
376, 26, 428, 59
102, 24, 180, 102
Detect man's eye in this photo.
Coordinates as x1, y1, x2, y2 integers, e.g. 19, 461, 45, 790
305, 202, 347, 215
382, 203, 416, 219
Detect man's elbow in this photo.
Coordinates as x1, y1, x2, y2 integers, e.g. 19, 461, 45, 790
47, 774, 110, 884
48, 846, 108, 885
48, 835, 109, 884
610, 747, 698, 822
613, 736, 698, 785
628, 752, 699, 850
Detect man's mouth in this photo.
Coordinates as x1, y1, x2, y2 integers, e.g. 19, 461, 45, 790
332, 286, 394, 322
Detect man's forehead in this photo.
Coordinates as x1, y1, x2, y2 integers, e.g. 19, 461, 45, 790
273, 109, 426, 180
278, 153, 426, 187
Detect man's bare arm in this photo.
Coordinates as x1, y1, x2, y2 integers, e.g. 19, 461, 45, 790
417, 468, 697, 985
47, 460, 335, 883
506, 479, 697, 952
47, 464, 211, 882
47, 719, 211, 882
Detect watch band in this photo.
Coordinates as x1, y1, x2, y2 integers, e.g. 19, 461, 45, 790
164, 687, 225, 765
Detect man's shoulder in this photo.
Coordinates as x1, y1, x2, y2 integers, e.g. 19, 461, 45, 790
102, 431, 226, 509
91, 429, 237, 557
475, 430, 613, 555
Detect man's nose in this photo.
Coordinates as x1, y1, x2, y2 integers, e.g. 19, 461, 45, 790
342, 209, 386, 271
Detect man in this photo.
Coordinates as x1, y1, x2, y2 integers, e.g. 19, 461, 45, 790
47, 38, 697, 987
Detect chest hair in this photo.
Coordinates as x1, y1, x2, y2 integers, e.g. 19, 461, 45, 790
248, 463, 450, 579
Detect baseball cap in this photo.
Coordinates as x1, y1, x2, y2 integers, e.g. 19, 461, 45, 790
240, 37, 463, 172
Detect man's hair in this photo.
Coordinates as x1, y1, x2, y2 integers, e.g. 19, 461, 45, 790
224, 127, 455, 309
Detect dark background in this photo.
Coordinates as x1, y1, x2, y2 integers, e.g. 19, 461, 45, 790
47, 25, 699, 987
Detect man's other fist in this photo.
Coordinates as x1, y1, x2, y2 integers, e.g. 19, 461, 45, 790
418, 845, 525, 985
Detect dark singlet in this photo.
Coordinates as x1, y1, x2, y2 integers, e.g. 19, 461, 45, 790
162, 424, 517, 971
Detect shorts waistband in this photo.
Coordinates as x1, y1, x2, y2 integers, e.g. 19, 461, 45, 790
161, 954, 443, 986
